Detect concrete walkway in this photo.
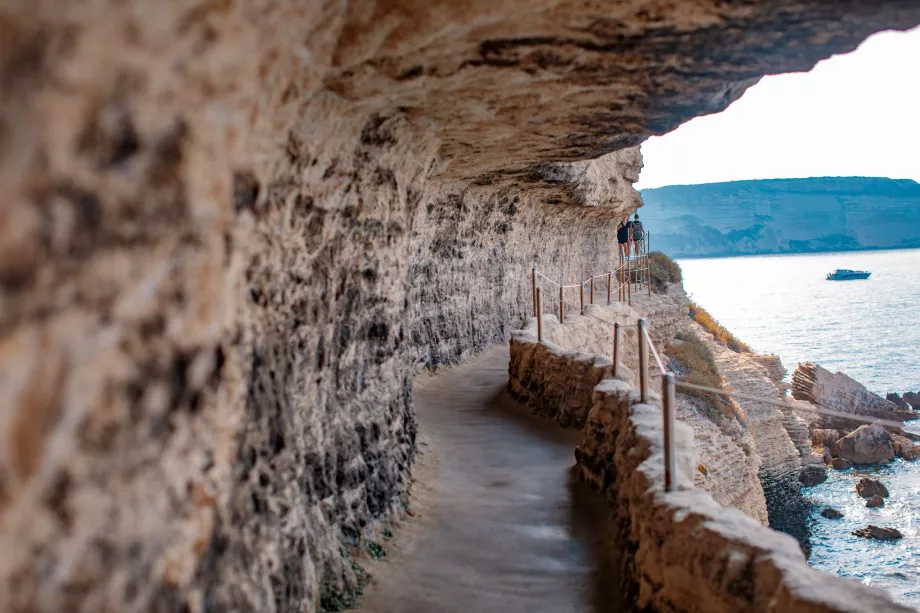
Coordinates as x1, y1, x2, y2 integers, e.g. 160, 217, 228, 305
356, 345, 629, 613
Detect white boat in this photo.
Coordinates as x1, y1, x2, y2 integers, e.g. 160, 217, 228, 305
826, 269, 871, 281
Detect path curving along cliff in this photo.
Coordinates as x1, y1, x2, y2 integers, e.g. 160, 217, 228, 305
356, 345, 629, 613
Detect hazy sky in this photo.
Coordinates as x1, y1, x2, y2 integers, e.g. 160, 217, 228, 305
636, 26, 920, 189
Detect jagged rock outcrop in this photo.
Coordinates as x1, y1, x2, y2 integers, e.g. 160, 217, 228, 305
813, 429, 842, 448
800, 463, 827, 487
750, 354, 787, 384
677, 395, 769, 524
888, 391, 920, 412
853, 526, 903, 540
833, 424, 894, 465
866, 495, 885, 508
5, 2, 920, 611
856, 478, 889, 499
792, 363, 918, 431
701, 329, 810, 550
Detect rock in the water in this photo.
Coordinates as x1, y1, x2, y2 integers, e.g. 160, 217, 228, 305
832, 423, 894, 465
853, 526, 903, 540
821, 508, 844, 519
903, 445, 920, 461
856, 477, 889, 499
831, 457, 853, 470
799, 463, 827, 487
812, 429, 841, 448
866, 494, 885, 508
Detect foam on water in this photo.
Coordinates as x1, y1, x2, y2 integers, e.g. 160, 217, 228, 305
679, 248, 920, 609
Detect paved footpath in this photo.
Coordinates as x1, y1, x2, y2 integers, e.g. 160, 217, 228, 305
356, 345, 629, 613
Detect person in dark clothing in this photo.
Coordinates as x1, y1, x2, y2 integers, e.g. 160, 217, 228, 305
616, 219, 631, 260
630, 212, 644, 257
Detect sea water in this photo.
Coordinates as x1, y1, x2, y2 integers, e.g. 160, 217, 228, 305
679, 248, 920, 609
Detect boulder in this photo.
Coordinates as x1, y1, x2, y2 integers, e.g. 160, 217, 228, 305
812, 429, 841, 448
903, 445, 920, 461
799, 464, 827, 487
832, 423, 894, 465
852, 526, 903, 540
856, 477, 889, 499
893, 434, 920, 460
866, 495, 885, 508
813, 445, 833, 464
887, 393, 911, 411
821, 508, 844, 519
905, 391, 920, 411
831, 458, 853, 470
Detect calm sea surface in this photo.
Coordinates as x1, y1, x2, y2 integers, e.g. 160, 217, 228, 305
679, 249, 920, 609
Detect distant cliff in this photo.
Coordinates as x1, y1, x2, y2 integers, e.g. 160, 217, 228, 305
639, 177, 920, 257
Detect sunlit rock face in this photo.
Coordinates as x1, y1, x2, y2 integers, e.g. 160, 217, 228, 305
3, 1, 920, 611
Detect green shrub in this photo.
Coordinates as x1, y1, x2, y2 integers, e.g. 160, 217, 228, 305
688, 302, 751, 353
648, 251, 682, 293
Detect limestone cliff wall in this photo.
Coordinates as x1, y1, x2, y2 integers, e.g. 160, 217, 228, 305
699, 326, 810, 551
511, 322, 912, 613
5, 1, 920, 611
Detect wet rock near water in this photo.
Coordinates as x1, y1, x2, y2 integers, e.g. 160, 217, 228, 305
831, 457, 854, 470
887, 391, 920, 412
866, 495, 885, 508
892, 434, 920, 461
799, 463, 827, 487
856, 477, 889, 499
853, 526, 904, 540
833, 424, 895, 465
821, 508, 844, 519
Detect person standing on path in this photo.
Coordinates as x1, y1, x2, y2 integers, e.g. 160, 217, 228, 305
616, 219, 631, 261
630, 213, 644, 258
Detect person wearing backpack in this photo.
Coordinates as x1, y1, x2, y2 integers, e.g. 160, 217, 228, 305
630, 212, 645, 257
616, 219, 630, 260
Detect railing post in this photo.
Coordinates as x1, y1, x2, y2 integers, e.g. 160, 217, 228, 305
612, 322, 620, 377
607, 272, 612, 305
638, 318, 648, 402
664, 372, 676, 492
590, 277, 594, 305
536, 288, 543, 342
532, 265, 537, 317
627, 258, 632, 304
559, 285, 564, 323
580, 282, 584, 314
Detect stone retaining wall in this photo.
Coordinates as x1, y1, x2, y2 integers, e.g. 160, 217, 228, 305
509, 326, 912, 613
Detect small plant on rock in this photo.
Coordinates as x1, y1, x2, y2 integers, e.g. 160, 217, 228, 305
648, 251, 682, 293
688, 302, 751, 353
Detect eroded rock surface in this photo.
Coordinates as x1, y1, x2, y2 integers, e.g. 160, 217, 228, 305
793, 363, 918, 430
856, 477, 889, 499
4, 1, 920, 611
853, 526, 903, 540
833, 424, 895, 465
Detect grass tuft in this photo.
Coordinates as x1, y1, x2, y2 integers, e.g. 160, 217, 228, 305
688, 302, 751, 353
666, 331, 739, 423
